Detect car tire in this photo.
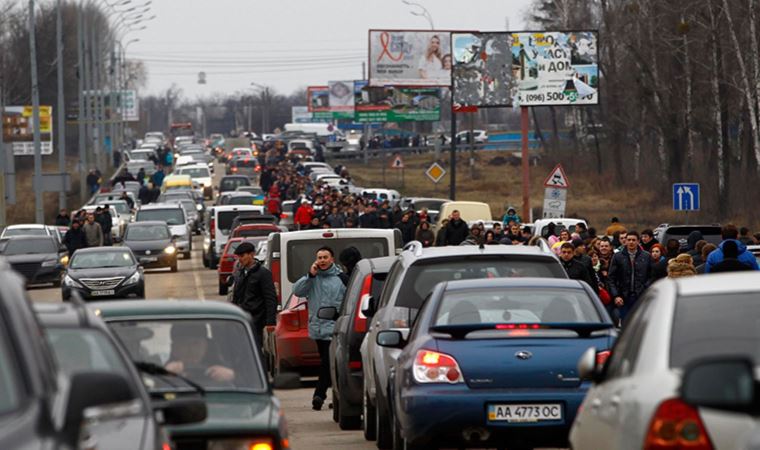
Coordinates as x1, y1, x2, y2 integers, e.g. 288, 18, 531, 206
332, 389, 339, 423
339, 391, 361, 430
376, 395, 392, 449
61, 291, 69, 302
202, 251, 209, 268
183, 251, 191, 259
219, 282, 228, 296
136, 288, 145, 299
363, 391, 377, 441
209, 255, 218, 270
171, 261, 178, 272
392, 414, 403, 450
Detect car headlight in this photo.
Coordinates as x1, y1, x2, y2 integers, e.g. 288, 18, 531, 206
208, 439, 274, 450
164, 246, 176, 254
60, 255, 69, 266
196, 204, 203, 211
125, 271, 141, 285
41, 259, 59, 267
63, 274, 83, 288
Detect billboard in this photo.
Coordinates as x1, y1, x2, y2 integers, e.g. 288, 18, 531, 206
354, 80, 441, 122
119, 90, 139, 122
328, 80, 355, 119
307, 86, 333, 120
511, 31, 599, 106
291, 106, 312, 123
2, 106, 53, 155
369, 30, 452, 87
452, 32, 513, 107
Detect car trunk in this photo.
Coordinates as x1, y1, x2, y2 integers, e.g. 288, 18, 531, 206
436, 335, 609, 389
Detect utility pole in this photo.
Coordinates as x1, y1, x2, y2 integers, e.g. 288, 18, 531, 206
109, 44, 117, 168
77, 7, 87, 203
29, 0, 44, 223
55, 0, 67, 209
362, 62, 369, 165
0, 77, 6, 228
94, 25, 106, 172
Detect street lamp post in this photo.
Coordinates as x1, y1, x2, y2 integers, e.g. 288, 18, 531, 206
250, 83, 271, 135
401, 0, 434, 29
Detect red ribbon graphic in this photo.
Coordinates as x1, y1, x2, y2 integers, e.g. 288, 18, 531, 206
377, 31, 405, 62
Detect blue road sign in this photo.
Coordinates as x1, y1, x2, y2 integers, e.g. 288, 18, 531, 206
673, 183, 700, 211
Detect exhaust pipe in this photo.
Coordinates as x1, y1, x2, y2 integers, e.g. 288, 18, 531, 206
462, 427, 490, 442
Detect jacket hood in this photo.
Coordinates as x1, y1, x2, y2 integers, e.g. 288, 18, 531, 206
719, 239, 748, 253
506, 206, 517, 213
687, 230, 704, 249
317, 263, 342, 277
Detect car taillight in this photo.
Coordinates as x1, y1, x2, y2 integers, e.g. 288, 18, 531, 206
271, 259, 281, 303
353, 274, 372, 333
280, 213, 289, 219
348, 361, 362, 370
232, 167, 238, 172
596, 350, 611, 367
209, 218, 215, 240
413, 349, 464, 384
643, 398, 713, 450
282, 312, 300, 331
255, 165, 261, 172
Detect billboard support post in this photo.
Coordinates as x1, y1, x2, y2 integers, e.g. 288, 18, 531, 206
521, 106, 530, 223
56, 0, 66, 209
449, 110, 457, 201
29, 0, 44, 224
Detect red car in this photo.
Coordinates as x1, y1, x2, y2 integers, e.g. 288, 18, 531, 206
230, 223, 281, 239
216, 236, 267, 295
264, 294, 319, 376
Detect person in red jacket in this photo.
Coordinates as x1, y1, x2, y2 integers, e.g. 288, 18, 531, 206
294, 201, 315, 230
266, 185, 282, 218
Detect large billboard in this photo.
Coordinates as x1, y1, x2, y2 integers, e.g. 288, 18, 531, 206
354, 80, 441, 122
328, 80, 355, 120
452, 32, 513, 107
2, 106, 53, 155
511, 31, 599, 106
307, 86, 333, 120
369, 30, 452, 87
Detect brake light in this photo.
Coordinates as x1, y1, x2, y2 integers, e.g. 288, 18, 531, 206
596, 350, 611, 367
249, 442, 273, 450
322, 232, 334, 238
413, 350, 464, 384
280, 213, 289, 219
283, 312, 300, 331
209, 218, 215, 240
354, 274, 372, 333
495, 323, 541, 330
232, 167, 238, 173
643, 398, 713, 450
348, 361, 362, 370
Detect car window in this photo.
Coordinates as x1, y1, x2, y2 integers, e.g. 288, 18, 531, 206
136, 208, 185, 225
178, 167, 210, 178
379, 261, 404, 308
670, 292, 760, 368
217, 211, 252, 235
0, 324, 22, 415
3, 228, 47, 237
434, 288, 601, 326
396, 257, 565, 309
109, 319, 264, 391
228, 196, 256, 206
70, 251, 135, 269
286, 238, 389, 283
221, 177, 250, 191
341, 268, 364, 316
126, 225, 170, 241
603, 294, 652, 380
3, 238, 56, 255
46, 328, 132, 379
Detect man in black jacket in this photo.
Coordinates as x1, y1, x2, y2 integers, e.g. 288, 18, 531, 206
608, 231, 652, 324
231, 242, 278, 349
560, 243, 598, 295
62, 220, 88, 256
444, 210, 469, 246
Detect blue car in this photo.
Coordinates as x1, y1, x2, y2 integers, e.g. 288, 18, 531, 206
378, 278, 617, 450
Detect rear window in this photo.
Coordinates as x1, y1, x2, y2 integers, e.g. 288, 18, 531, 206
663, 227, 722, 246
412, 200, 445, 211
227, 196, 256, 206
221, 177, 250, 191
4, 238, 56, 255
671, 293, 760, 368
178, 167, 210, 178
396, 257, 566, 309
136, 208, 185, 225
232, 159, 259, 168
286, 238, 389, 282
235, 228, 274, 238
217, 211, 250, 234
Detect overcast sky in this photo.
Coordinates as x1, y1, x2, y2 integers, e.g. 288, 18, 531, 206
127, 0, 535, 99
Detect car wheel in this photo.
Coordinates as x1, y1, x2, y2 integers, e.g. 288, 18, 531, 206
61, 291, 70, 302
363, 391, 377, 441
202, 251, 209, 268
183, 251, 191, 259
209, 255, 218, 270
219, 282, 228, 296
52, 278, 61, 288
392, 414, 403, 450
339, 390, 361, 430
376, 395, 392, 449
136, 288, 145, 299
171, 261, 178, 272
332, 389, 339, 423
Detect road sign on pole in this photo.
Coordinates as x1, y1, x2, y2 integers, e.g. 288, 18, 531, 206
391, 154, 404, 169
673, 183, 700, 211
425, 162, 446, 184
543, 163, 570, 188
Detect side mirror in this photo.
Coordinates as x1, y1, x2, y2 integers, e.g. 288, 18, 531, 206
578, 347, 603, 383
113, 236, 122, 244
376, 330, 405, 348
681, 357, 757, 414
63, 371, 137, 445
361, 295, 377, 318
153, 398, 207, 425
172, 235, 180, 241
226, 275, 234, 286
317, 306, 339, 320
272, 372, 302, 390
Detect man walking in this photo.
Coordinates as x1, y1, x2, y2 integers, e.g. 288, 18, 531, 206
55, 209, 71, 227
82, 213, 104, 247
704, 224, 760, 273
62, 220, 87, 256
559, 242, 598, 295
607, 231, 652, 324
292, 247, 347, 411
444, 210, 469, 246
231, 242, 278, 349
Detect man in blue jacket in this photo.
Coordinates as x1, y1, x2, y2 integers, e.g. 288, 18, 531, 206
705, 224, 760, 273
293, 246, 347, 411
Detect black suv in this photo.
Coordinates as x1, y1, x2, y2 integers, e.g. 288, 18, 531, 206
322, 256, 395, 430
0, 261, 141, 448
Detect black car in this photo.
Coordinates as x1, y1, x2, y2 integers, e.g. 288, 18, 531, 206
62, 247, 146, 300
219, 175, 251, 193
1, 235, 66, 286
122, 221, 178, 271
34, 301, 206, 449
327, 256, 394, 430
0, 259, 141, 449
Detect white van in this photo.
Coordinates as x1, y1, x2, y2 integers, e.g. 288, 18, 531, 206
433, 201, 493, 234
266, 228, 402, 306
202, 204, 265, 268
531, 218, 588, 238
362, 188, 401, 205
284, 122, 338, 138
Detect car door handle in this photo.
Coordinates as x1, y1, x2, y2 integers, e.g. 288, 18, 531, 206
610, 396, 621, 407
590, 398, 601, 410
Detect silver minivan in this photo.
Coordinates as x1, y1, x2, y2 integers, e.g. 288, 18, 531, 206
135, 203, 192, 258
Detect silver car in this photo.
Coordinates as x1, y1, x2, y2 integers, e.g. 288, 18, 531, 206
570, 272, 760, 450
134, 203, 192, 259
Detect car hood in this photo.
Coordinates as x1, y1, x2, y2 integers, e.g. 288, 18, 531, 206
124, 239, 172, 251
85, 415, 153, 450
4, 253, 59, 264
67, 266, 137, 279
168, 392, 276, 437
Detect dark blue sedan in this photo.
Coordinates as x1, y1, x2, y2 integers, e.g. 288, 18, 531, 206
377, 277, 616, 450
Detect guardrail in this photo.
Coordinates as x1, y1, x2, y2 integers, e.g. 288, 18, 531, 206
326, 142, 542, 160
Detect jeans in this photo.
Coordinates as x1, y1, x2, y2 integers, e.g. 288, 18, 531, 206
314, 339, 331, 400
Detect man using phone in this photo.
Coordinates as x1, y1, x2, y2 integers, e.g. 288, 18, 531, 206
292, 246, 348, 411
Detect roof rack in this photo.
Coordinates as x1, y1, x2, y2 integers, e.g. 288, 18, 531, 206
402, 240, 424, 257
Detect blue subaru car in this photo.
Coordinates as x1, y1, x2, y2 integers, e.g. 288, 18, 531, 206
378, 277, 617, 450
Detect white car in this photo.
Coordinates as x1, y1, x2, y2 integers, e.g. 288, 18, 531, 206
79, 205, 123, 239
571, 272, 760, 450
0, 224, 56, 240
174, 163, 213, 199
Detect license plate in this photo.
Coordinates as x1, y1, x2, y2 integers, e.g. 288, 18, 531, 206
487, 403, 562, 423
90, 289, 115, 296
140, 257, 157, 263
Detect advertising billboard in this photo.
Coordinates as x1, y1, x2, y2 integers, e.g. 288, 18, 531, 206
2, 106, 53, 155
307, 86, 333, 120
328, 80, 355, 119
511, 31, 599, 106
369, 30, 452, 87
452, 32, 513, 107
354, 80, 441, 122
119, 90, 139, 122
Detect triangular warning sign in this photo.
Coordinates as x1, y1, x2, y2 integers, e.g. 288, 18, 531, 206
391, 155, 404, 169
543, 164, 570, 188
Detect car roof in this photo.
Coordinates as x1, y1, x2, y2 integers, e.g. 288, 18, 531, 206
4, 235, 55, 242
674, 272, 760, 297
226, 192, 256, 197
6, 223, 46, 229
34, 302, 109, 330
71, 246, 134, 254
127, 220, 168, 228
138, 203, 182, 210
403, 243, 556, 260
364, 255, 397, 272
177, 163, 209, 170
221, 175, 250, 180
90, 300, 251, 321
443, 277, 587, 291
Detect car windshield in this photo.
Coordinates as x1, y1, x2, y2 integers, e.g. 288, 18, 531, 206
137, 209, 184, 225
413, 200, 445, 211
70, 250, 135, 269
221, 178, 250, 191
227, 196, 256, 206
126, 225, 170, 241
110, 203, 130, 214
46, 328, 133, 379
234, 228, 273, 238
287, 238, 389, 282
0, 324, 21, 414
434, 288, 601, 326
178, 167, 209, 178
396, 258, 566, 309
130, 152, 151, 161
3, 238, 56, 255
3, 227, 47, 237
109, 319, 265, 391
